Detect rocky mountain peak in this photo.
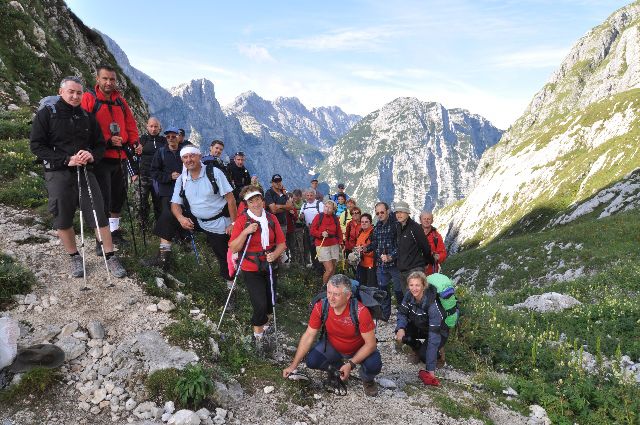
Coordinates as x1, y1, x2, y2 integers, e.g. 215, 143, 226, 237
170, 78, 216, 102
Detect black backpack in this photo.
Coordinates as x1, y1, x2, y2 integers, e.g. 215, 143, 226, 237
308, 281, 389, 342
202, 156, 235, 190
314, 212, 340, 240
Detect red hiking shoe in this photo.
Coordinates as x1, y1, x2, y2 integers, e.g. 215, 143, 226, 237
419, 370, 441, 387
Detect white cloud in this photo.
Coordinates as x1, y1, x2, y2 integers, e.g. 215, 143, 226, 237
492, 47, 570, 69
280, 26, 399, 51
237, 44, 275, 62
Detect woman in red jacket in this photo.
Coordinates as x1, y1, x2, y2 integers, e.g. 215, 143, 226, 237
229, 185, 286, 348
310, 200, 343, 285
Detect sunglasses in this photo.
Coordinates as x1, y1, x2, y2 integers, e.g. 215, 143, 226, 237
375, 211, 386, 215
353, 211, 361, 215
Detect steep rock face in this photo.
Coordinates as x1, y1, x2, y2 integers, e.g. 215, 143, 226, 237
0, 0, 147, 119
441, 3, 640, 251
224, 91, 360, 170
317, 97, 502, 214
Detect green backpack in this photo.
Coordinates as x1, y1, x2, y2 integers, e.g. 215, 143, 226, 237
427, 273, 459, 328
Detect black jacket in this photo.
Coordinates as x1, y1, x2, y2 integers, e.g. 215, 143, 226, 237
150, 143, 187, 197
396, 217, 432, 272
30, 98, 105, 171
228, 162, 251, 199
138, 133, 166, 176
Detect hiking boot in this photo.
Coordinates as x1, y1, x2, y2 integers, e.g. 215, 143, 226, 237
142, 250, 171, 271
95, 240, 103, 257
70, 255, 84, 278
418, 370, 440, 387
252, 334, 265, 354
362, 380, 378, 397
106, 255, 126, 278
111, 229, 127, 245
407, 350, 420, 365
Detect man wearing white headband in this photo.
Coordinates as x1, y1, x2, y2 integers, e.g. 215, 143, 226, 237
152, 145, 237, 287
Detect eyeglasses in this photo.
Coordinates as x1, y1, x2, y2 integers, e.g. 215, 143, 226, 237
375, 211, 386, 216
360, 220, 370, 224
353, 211, 361, 215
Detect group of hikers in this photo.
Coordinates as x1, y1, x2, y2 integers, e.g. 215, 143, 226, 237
29, 67, 457, 397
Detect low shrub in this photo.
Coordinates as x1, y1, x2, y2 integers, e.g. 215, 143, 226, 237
0, 253, 36, 309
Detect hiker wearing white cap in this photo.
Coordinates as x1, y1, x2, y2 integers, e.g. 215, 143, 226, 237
149, 146, 237, 279
229, 185, 286, 351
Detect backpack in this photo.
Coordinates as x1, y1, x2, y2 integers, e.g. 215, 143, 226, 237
308, 280, 389, 341
314, 212, 340, 241
427, 273, 459, 328
202, 156, 235, 190
85, 89, 127, 116
37, 95, 88, 118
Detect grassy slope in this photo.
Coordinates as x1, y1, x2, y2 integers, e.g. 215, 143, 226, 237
442, 209, 640, 424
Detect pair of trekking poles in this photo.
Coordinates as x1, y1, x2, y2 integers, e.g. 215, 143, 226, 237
76, 165, 113, 290
217, 234, 280, 355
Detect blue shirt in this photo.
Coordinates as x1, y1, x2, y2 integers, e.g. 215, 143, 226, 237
171, 165, 232, 234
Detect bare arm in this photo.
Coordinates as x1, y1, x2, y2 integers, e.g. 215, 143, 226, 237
283, 326, 319, 377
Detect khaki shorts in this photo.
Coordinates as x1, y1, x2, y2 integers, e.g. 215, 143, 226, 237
317, 244, 340, 262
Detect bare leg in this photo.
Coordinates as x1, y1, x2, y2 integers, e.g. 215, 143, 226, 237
322, 260, 336, 284
58, 228, 78, 254
95, 226, 114, 252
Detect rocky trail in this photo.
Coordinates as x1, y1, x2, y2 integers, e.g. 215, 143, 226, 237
0, 205, 543, 425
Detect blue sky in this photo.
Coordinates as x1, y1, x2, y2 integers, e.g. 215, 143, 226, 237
66, 0, 630, 128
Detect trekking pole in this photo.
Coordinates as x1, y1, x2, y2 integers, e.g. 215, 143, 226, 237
82, 166, 113, 287
119, 156, 139, 256
268, 262, 280, 357
218, 234, 253, 330
77, 166, 89, 291
135, 153, 147, 247
189, 232, 201, 265
315, 237, 326, 259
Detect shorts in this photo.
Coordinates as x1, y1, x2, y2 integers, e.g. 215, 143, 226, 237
317, 244, 340, 262
45, 168, 108, 230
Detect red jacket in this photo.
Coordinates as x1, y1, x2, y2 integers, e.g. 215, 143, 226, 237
423, 227, 447, 275
344, 220, 361, 251
310, 213, 343, 247
81, 86, 139, 160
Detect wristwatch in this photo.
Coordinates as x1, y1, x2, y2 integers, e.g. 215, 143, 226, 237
346, 359, 356, 369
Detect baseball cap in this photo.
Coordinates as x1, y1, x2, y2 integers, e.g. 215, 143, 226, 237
164, 126, 179, 135
271, 174, 283, 182
178, 128, 186, 136
338, 183, 345, 189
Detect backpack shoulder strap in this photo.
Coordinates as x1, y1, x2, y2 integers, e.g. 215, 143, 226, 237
315, 200, 320, 212
320, 298, 330, 340
205, 163, 221, 194
350, 297, 360, 335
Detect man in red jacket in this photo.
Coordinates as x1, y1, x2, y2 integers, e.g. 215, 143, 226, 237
420, 211, 447, 275
81, 64, 139, 247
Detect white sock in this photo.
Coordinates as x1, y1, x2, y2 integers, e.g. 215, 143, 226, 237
109, 218, 120, 232
254, 332, 264, 338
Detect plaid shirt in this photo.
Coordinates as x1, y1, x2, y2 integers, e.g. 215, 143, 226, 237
367, 215, 398, 269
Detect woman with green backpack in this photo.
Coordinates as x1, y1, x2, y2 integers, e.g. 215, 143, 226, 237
395, 271, 459, 386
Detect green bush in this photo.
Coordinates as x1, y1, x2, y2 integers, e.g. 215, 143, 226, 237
0, 175, 46, 208
0, 253, 36, 309
0, 109, 32, 140
0, 139, 40, 179
174, 363, 214, 409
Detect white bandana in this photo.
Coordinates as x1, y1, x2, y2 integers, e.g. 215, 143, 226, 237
180, 146, 201, 157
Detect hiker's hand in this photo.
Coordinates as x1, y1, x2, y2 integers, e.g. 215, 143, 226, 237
225, 224, 233, 235
110, 135, 123, 147
245, 222, 259, 234
266, 252, 278, 263
433, 253, 440, 261
396, 328, 405, 342
322, 230, 328, 238
171, 172, 180, 180
339, 363, 351, 381
135, 144, 143, 155
131, 175, 138, 182
178, 216, 194, 230
282, 365, 296, 378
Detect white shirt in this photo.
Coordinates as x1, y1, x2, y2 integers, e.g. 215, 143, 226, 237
300, 199, 324, 226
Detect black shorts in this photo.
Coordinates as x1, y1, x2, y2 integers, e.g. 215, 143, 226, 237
94, 158, 127, 215
44, 168, 108, 230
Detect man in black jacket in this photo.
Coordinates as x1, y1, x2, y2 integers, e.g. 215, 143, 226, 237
228, 151, 251, 202
134, 117, 166, 225
394, 201, 431, 293
30, 76, 126, 279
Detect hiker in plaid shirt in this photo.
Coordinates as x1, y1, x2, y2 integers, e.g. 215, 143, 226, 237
365, 201, 402, 318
